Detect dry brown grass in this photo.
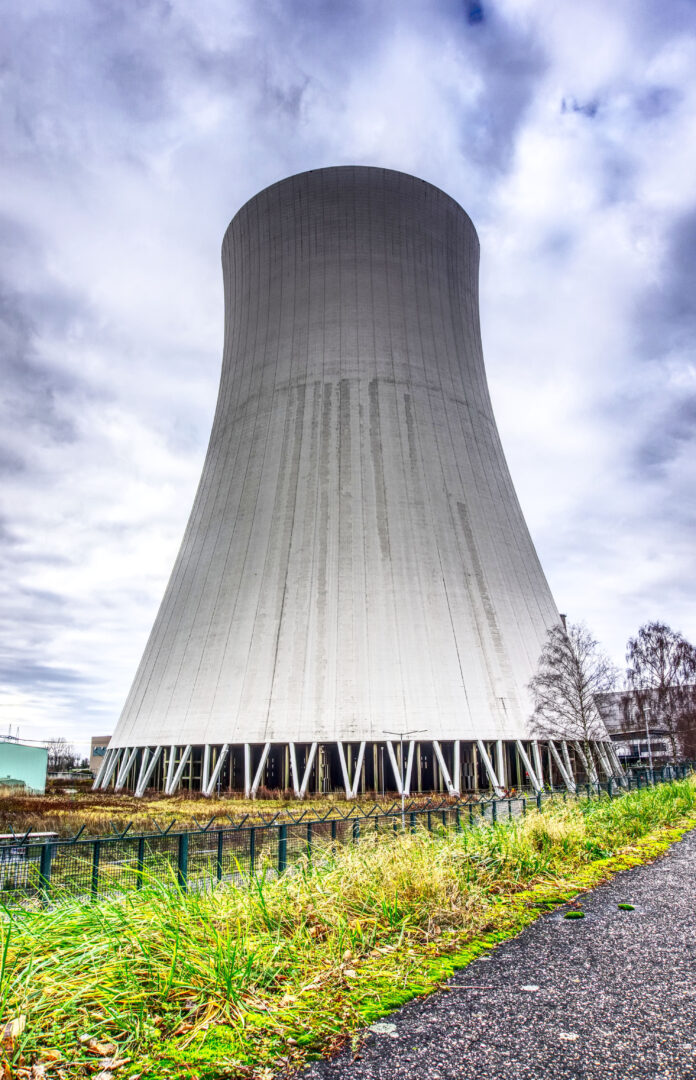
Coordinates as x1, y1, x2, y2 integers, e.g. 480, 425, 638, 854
0, 782, 450, 838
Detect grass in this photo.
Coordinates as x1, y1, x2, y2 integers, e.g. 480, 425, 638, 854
1, 779, 695, 1080
0, 784, 449, 839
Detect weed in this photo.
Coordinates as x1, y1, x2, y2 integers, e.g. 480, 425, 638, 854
0, 780, 693, 1078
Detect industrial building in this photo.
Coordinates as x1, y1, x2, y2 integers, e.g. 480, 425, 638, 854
90, 735, 112, 777
596, 689, 681, 768
96, 166, 619, 798
0, 740, 48, 794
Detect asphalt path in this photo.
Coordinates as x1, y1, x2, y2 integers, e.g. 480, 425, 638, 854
303, 828, 696, 1080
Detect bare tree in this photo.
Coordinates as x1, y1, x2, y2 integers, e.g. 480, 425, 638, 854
626, 622, 696, 765
46, 736, 79, 773
529, 622, 619, 779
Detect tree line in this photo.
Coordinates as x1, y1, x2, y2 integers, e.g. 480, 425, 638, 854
45, 736, 89, 773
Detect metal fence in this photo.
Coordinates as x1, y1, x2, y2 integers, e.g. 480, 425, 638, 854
0, 764, 690, 908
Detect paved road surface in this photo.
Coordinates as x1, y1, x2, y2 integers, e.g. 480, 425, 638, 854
303, 828, 696, 1080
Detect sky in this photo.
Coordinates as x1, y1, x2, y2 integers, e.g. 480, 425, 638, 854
1, 0, 695, 755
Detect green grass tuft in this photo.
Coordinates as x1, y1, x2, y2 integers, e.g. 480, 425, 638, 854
0, 778, 694, 1079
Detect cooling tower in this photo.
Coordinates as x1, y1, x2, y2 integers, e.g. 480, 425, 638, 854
97, 166, 619, 798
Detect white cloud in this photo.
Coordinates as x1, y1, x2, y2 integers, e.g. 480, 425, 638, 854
1, 0, 695, 752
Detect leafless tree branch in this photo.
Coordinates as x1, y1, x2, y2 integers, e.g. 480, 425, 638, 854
626, 622, 696, 765
529, 622, 618, 775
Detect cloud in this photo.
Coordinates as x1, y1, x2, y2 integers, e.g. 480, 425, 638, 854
639, 207, 696, 357
0, 0, 695, 751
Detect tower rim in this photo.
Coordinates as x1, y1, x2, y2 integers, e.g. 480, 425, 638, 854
221, 164, 479, 253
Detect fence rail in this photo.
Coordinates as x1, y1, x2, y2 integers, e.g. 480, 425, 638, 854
0, 765, 690, 907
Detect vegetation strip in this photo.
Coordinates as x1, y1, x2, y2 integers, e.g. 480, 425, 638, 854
1, 780, 695, 1080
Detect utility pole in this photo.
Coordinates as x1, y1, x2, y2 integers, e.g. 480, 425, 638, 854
384, 729, 425, 827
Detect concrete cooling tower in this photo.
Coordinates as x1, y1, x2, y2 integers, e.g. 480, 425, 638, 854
96, 166, 619, 799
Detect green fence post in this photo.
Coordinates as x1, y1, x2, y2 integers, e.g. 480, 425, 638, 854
278, 825, 288, 873
39, 841, 53, 900
536, 791, 542, 812
522, 797, 527, 816
455, 807, 461, 832
306, 822, 313, 861
410, 811, 417, 832
480, 801, 486, 819
469, 802, 474, 826
492, 800, 497, 823
331, 820, 337, 843
177, 833, 189, 892
608, 778, 613, 799
249, 827, 256, 875
352, 820, 360, 842
91, 840, 101, 900
428, 811, 433, 831
136, 836, 145, 890
216, 830, 224, 882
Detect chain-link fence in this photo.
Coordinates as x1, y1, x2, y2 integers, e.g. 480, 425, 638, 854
0, 765, 689, 908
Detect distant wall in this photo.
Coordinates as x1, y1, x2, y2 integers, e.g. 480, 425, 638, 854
0, 742, 48, 795
90, 735, 112, 777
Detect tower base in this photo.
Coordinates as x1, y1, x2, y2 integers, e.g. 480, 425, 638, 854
93, 739, 625, 798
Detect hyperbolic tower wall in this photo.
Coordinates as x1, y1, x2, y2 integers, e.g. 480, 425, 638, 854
97, 167, 618, 798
